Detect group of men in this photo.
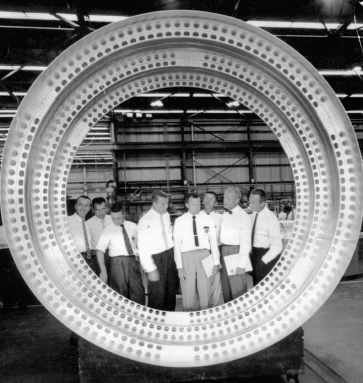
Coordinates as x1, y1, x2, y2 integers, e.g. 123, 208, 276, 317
68, 187, 283, 312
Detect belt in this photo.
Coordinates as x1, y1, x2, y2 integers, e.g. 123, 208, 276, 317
112, 254, 135, 258
81, 252, 96, 258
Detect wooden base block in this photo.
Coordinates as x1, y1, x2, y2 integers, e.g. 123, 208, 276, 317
79, 328, 304, 382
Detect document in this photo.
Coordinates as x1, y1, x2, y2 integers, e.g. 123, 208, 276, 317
201, 254, 215, 278
224, 253, 239, 276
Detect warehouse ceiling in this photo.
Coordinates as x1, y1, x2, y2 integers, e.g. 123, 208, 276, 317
1, 1, 363, 126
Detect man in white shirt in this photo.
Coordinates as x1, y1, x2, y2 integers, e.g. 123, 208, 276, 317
137, 190, 177, 311
200, 191, 222, 306
68, 195, 99, 275
174, 193, 220, 311
220, 187, 252, 302
278, 205, 293, 221
249, 189, 283, 285
86, 197, 113, 275
96, 202, 145, 305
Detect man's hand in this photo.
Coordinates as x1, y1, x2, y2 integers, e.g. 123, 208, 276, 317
147, 269, 160, 282
236, 267, 246, 275
178, 268, 187, 280
211, 265, 219, 276
99, 269, 108, 283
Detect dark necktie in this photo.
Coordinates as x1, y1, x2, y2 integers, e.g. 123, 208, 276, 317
82, 219, 92, 259
251, 213, 258, 247
192, 216, 199, 247
160, 214, 169, 251
225, 208, 233, 214
121, 224, 133, 255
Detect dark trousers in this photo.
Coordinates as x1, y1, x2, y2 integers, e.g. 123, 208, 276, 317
148, 249, 177, 311
219, 245, 247, 303
0, 248, 32, 309
109, 256, 145, 305
250, 247, 279, 285
81, 252, 100, 276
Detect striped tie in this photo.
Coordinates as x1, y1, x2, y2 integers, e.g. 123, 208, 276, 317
82, 219, 92, 260
121, 224, 133, 255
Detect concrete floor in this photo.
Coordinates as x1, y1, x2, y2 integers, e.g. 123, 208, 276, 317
1, 273, 362, 383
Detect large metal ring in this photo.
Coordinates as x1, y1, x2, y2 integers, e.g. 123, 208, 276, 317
1, 10, 362, 367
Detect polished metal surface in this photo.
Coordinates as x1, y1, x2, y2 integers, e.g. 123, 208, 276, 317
1, 11, 362, 367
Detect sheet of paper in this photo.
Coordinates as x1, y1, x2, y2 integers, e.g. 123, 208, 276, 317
224, 253, 239, 276
201, 254, 215, 278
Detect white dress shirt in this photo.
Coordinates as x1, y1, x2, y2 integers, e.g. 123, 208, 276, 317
251, 205, 283, 264
173, 212, 220, 269
0, 225, 9, 250
200, 210, 222, 246
220, 205, 252, 271
68, 213, 91, 253
137, 208, 174, 273
278, 211, 293, 221
86, 214, 113, 249
96, 220, 138, 257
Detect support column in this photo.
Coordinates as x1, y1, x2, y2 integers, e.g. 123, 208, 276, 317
163, 122, 170, 193
247, 122, 255, 192
180, 119, 187, 186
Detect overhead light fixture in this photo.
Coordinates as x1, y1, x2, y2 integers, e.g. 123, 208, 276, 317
227, 101, 240, 107
353, 66, 362, 79
1, 13, 362, 30
0, 65, 46, 71
0, 12, 128, 23
150, 100, 163, 107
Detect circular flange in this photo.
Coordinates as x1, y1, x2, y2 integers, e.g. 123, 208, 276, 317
1, 11, 362, 367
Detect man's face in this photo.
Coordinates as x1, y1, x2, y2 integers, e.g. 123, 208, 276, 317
111, 211, 125, 226
93, 202, 106, 220
203, 193, 217, 212
186, 197, 201, 216
152, 196, 168, 215
223, 191, 238, 210
249, 194, 265, 213
75, 197, 91, 219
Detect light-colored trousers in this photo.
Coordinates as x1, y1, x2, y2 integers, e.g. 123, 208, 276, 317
180, 248, 217, 311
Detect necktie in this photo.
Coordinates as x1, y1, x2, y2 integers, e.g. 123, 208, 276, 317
160, 214, 169, 251
121, 224, 133, 255
101, 219, 105, 228
224, 208, 233, 214
251, 213, 258, 247
192, 216, 199, 247
82, 219, 92, 259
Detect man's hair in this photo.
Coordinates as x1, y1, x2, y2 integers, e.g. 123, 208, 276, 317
75, 195, 91, 204
204, 190, 218, 202
151, 190, 168, 203
110, 202, 124, 213
250, 189, 267, 203
224, 187, 241, 200
185, 192, 200, 203
92, 197, 106, 209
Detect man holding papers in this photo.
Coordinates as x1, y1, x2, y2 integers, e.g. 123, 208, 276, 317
200, 191, 223, 306
249, 189, 283, 285
174, 193, 221, 311
220, 187, 252, 303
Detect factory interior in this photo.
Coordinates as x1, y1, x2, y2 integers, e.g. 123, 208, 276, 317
0, 1, 363, 382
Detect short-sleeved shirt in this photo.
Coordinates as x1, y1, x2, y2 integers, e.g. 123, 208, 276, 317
96, 220, 138, 257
